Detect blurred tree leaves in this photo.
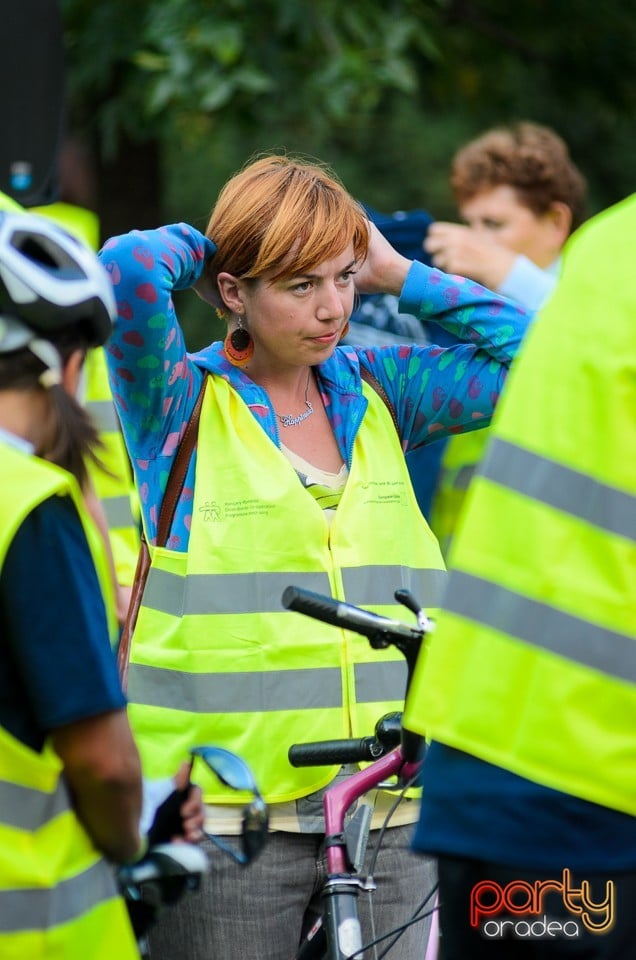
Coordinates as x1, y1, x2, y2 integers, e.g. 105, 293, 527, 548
59, 0, 635, 343
61, 0, 444, 152
61, 0, 635, 210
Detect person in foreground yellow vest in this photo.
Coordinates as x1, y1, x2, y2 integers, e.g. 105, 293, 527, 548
404, 194, 636, 957
100, 153, 534, 960
0, 211, 203, 958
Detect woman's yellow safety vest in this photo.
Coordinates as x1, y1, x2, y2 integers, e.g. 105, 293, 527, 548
404, 195, 636, 817
127, 380, 447, 803
0, 444, 137, 958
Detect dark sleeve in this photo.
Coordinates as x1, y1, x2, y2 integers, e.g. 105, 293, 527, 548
0, 494, 126, 749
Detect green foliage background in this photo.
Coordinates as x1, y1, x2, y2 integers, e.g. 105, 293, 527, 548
60, 0, 636, 345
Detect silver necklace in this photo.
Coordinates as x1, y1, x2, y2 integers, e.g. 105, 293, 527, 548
276, 371, 314, 427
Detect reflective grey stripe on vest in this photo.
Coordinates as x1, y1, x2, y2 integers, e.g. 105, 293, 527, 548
0, 858, 118, 933
127, 656, 406, 713
128, 663, 344, 712
85, 399, 120, 433
101, 494, 135, 530
446, 570, 636, 685
0, 777, 70, 831
142, 568, 331, 616
450, 464, 476, 492
341, 566, 447, 610
141, 566, 446, 617
354, 659, 407, 702
483, 438, 636, 541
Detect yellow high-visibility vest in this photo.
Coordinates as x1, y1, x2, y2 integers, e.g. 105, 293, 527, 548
0, 443, 136, 958
82, 348, 141, 586
127, 379, 447, 803
404, 195, 636, 816
429, 428, 489, 559
0, 190, 23, 213
29, 200, 100, 251
25, 199, 142, 587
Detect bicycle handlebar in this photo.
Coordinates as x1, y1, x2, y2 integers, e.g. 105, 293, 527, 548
281, 585, 423, 644
118, 841, 209, 888
282, 588, 434, 956
289, 735, 386, 767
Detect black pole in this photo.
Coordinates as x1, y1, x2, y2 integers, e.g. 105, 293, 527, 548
0, 0, 65, 206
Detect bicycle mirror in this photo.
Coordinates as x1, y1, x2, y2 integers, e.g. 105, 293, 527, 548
191, 745, 259, 793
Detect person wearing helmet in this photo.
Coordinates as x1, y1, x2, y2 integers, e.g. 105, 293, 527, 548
0, 212, 203, 959
2, 187, 141, 631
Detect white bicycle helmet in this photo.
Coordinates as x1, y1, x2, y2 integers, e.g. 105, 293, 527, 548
0, 211, 116, 355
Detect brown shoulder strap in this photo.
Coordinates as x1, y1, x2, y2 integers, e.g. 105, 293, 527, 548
156, 377, 207, 547
359, 365, 400, 437
117, 376, 207, 687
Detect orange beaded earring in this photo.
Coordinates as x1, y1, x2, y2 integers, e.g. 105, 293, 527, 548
224, 316, 254, 367
339, 321, 350, 341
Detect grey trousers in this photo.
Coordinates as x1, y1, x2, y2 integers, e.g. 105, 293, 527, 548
148, 824, 437, 959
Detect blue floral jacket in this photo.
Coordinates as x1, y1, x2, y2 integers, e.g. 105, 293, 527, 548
99, 223, 532, 549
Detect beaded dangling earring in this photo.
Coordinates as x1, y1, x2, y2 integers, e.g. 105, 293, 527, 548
339, 321, 350, 342
224, 316, 254, 367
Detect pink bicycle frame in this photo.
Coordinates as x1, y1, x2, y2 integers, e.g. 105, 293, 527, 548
317, 746, 437, 960
323, 747, 417, 872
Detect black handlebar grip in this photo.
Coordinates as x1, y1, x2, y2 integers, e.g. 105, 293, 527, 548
282, 585, 348, 630
282, 585, 420, 641
288, 737, 380, 766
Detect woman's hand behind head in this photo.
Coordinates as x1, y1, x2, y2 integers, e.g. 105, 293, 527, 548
353, 221, 412, 297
